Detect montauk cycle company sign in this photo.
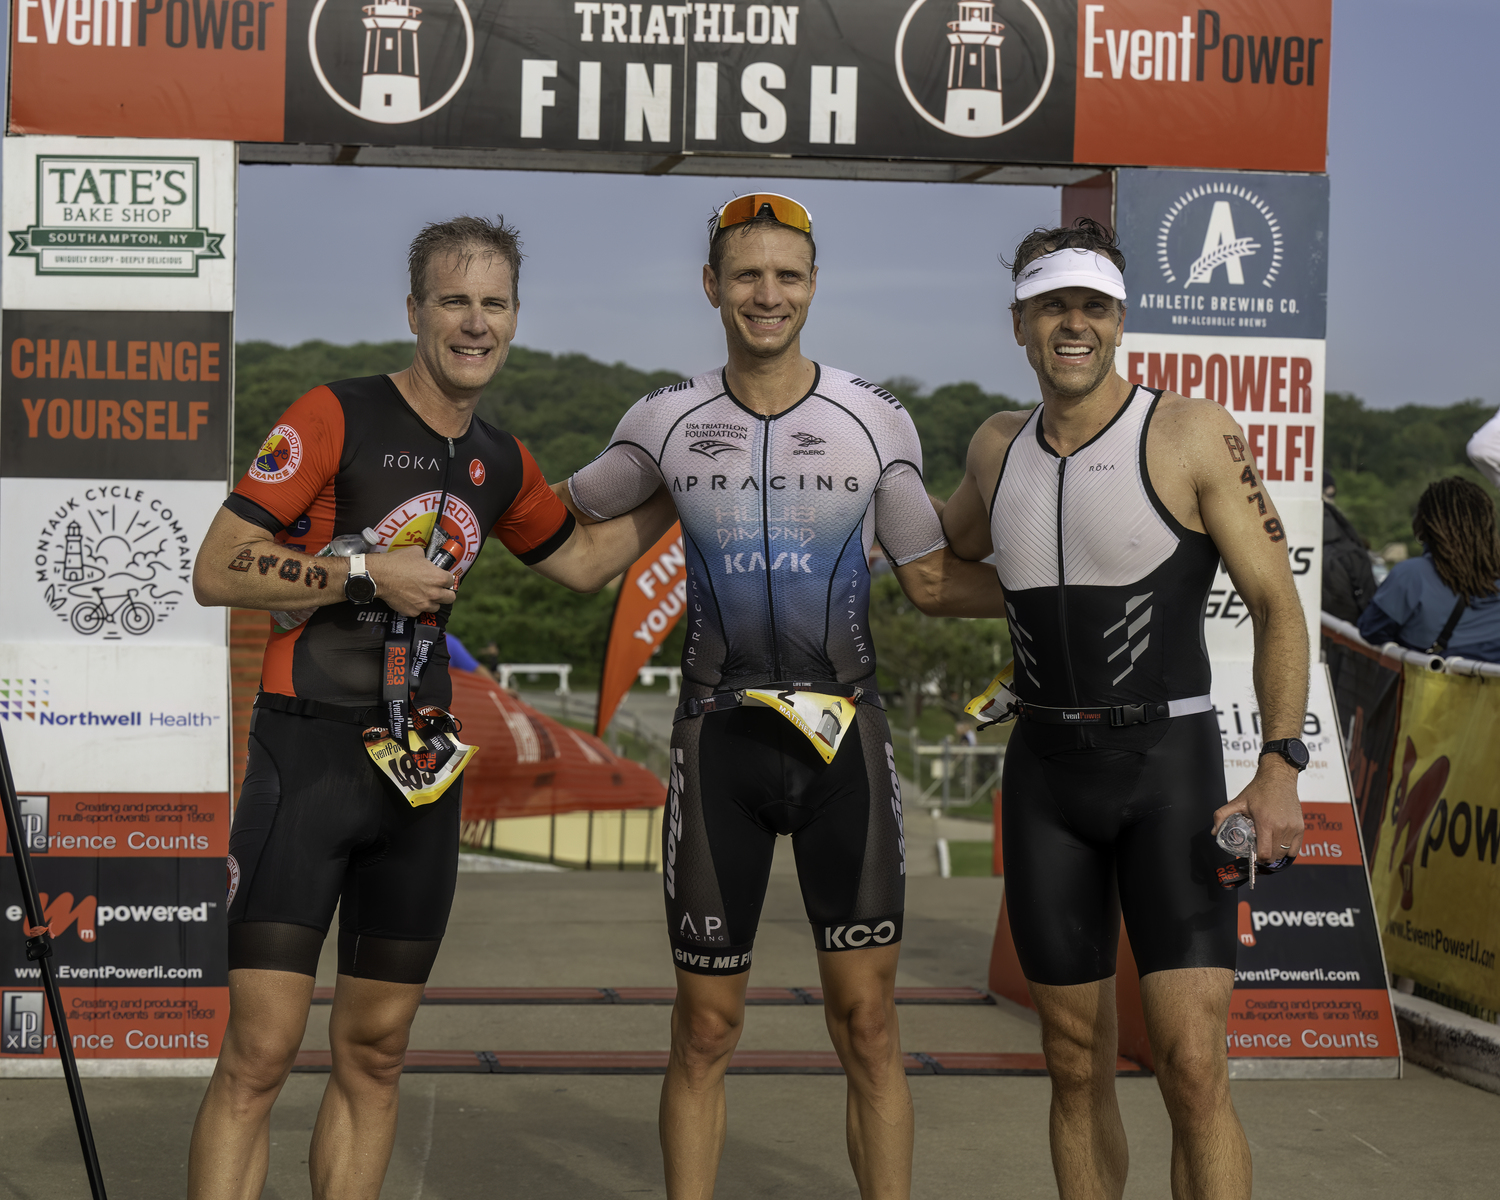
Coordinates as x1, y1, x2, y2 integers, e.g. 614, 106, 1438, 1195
7, 155, 226, 277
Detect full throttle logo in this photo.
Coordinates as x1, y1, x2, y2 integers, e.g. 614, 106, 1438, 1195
369, 491, 482, 577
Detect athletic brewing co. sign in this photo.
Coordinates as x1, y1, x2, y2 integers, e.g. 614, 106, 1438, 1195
9, 0, 1332, 174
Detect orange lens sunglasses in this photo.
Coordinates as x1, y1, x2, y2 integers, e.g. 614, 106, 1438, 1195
715, 193, 813, 235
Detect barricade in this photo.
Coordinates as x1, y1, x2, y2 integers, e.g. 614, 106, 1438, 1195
1322, 614, 1500, 1020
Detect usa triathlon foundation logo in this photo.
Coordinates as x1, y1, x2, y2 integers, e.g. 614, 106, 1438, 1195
7, 155, 226, 277
36, 488, 192, 639
894, 0, 1055, 139
308, 0, 475, 125
1157, 181, 1286, 290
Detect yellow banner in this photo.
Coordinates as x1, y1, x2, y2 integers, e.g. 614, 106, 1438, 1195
1371, 665, 1500, 1010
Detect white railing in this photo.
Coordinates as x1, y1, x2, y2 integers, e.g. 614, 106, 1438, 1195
1320, 614, 1500, 678
497, 663, 572, 694
636, 665, 682, 696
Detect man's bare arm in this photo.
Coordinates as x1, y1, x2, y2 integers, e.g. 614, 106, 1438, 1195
529, 484, 678, 593
891, 546, 1005, 618
1180, 399, 1309, 859
192, 509, 457, 617
941, 412, 1025, 561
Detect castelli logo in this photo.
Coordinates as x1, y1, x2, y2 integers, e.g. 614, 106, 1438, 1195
469, 459, 485, 486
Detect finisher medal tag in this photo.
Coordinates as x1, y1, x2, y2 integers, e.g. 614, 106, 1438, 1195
363, 706, 477, 807
741, 689, 858, 765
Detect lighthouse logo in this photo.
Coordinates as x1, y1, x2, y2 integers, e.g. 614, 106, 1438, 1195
36, 490, 192, 640
308, 0, 475, 125
894, 0, 1056, 139
1156, 181, 1286, 291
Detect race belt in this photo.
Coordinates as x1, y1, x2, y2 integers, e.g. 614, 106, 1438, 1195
964, 666, 1212, 730
674, 682, 882, 766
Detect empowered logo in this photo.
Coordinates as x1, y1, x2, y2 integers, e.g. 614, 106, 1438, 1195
1157, 181, 1285, 290
308, 0, 474, 125
1237, 900, 1357, 947
894, 0, 1055, 139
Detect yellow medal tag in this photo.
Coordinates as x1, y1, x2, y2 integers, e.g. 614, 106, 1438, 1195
363, 725, 477, 808
742, 689, 858, 765
964, 663, 1020, 727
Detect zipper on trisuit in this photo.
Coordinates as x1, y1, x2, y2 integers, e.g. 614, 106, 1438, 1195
426, 437, 457, 559
1055, 456, 1080, 706
760, 420, 781, 679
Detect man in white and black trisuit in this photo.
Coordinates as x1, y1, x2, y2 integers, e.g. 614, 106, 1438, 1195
941, 220, 1310, 1200
187, 217, 674, 1200
559, 195, 1004, 1200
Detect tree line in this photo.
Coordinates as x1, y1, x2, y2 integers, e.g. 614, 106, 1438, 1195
233, 340, 1495, 698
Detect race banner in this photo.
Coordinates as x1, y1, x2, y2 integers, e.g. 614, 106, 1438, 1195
1117, 167, 1329, 661
1371, 665, 1500, 1014
595, 523, 685, 737
9, 1, 1331, 175
2, 794, 230, 1062
0, 134, 234, 1070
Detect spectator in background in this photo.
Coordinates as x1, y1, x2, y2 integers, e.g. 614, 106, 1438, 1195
1467, 409, 1500, 487
1322, 471, 1377, 621
1358, 478, 1500, 661
446, 632, 496, 682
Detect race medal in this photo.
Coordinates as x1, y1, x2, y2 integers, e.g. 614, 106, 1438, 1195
363, 721, 477, 808
964, 662, 1020, 727
741, 689, 857, 765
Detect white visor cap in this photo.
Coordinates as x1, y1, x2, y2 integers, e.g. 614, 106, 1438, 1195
1013, 247, 1127, 302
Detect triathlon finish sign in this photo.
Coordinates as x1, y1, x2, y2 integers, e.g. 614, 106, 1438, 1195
10, 1, 1331, 174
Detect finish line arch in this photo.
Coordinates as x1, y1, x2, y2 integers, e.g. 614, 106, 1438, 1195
3, 0, 1392, 1082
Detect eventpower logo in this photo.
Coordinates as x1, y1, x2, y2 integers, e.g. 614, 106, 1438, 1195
8, 156, 226, 277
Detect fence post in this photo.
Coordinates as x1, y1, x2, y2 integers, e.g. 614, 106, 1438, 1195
941, 736, 951, 810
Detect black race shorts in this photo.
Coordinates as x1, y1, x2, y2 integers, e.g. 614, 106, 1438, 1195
663, 701, 906, 976
225, 706, 462, 984
1002, 711, 1239, 987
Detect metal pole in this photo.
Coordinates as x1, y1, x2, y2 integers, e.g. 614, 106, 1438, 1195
0, 726, 109, 1200
941, 737, 951, 810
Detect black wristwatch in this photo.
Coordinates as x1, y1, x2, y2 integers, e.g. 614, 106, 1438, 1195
344, 553, 377, 605
1260, 738, 1310, 772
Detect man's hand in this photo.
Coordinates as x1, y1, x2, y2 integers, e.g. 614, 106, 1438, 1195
366, 546, 458, 617
1212, 756, 1304, 863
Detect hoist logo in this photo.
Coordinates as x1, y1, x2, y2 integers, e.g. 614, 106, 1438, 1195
894, 0, 1056, 139
308, 0, 475, 125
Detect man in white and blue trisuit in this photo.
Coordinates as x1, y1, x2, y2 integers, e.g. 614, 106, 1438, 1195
941, 220, 1310, 1200
560, 194, 1004, 1200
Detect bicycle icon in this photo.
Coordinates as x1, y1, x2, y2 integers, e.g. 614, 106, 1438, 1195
69, 587, 155, 637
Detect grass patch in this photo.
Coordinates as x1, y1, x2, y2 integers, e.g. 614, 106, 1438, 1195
946, 840, 994, 877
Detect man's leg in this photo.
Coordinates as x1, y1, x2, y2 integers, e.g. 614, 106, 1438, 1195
817, 944, 913, 1200
188, 969, 316, 1200
1028, 976, 1129, 1200
307, 973, 426, 1200
660, 967, 751, 1200
1138, 968, 1249, 1200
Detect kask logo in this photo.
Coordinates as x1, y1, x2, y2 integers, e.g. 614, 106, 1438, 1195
895, 0, 1055, 139
308, 0, 475, 124
1157, 182, 1285, 291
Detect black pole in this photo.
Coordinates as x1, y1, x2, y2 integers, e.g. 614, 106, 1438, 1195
0, 725, 109, 1200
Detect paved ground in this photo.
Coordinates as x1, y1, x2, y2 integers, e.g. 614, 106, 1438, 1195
3, 846, 1498, 1198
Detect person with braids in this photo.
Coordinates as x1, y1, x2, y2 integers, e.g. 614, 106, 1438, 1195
1358, 478, 1500, 661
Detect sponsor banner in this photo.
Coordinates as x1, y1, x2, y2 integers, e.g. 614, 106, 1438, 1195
1212, 660, 1344, 806
1233, 857, 1383, 989
1, 310, 232, 480
1115, 169, 1329, 340
0, 642, 230, 791
2, 137, 235, 311
595, 524, 686, 736
0, 477, 226, 645
8, 2, 1331, 174
1225, 988, 1398, 1060
1372, 664, 1500, 1012
1, 856, 228, 987
1, 986, 228, 1059
3, 792, 229, 858
1322, 628, 1404, 860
